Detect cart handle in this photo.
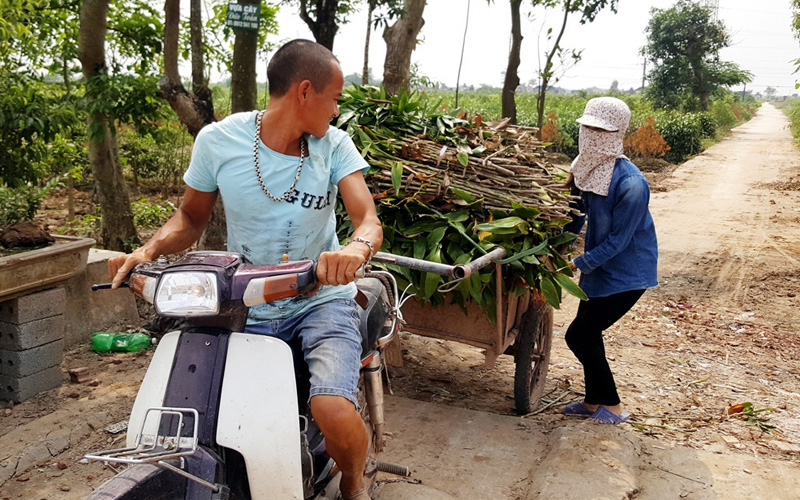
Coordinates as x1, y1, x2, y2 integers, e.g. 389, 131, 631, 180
371, 247, 506, 279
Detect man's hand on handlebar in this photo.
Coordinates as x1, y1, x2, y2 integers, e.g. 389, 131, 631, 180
317, 244, 368, 286
107, 249, 149, 290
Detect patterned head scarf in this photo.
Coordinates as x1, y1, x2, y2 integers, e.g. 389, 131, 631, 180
570, 97, 631, 196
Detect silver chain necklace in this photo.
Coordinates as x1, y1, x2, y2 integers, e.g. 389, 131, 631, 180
253, 110, 305, 202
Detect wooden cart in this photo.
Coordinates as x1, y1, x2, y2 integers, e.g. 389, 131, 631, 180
374, 251, 554, 415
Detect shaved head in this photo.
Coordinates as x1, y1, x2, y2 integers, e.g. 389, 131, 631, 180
267, 39, 340, 97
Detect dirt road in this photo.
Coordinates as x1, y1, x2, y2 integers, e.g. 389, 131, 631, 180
2, 104, 800, 499
652, 102, 800, 319
378, 102, 800, 498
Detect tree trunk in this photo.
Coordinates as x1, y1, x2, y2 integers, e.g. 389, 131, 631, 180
382, 0, 426, 96
190, 0, 205, 90
299, 0, 339, 50
198, 200, 227, 250
160, 0, 215, 138
362, 0, 375, 85
536, 0, 570, 134
159, 0, 224, 250
67, 175, 74, 221
207, 0, 261, 253
79, 0, 139, 251
690, 61, 709, 110
63, 53, 74, 220
502, 0, 522, 123
204, 0, 263, 252
231, 0, 260, 113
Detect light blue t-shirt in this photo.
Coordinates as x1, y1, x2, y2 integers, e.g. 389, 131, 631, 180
184, 110, 369, 321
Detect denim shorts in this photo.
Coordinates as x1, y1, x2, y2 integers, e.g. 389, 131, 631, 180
244, 298, 362, 409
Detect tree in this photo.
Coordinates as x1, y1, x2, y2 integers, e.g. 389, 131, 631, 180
502, 0, 523, 123
382, 0, 426, 95
160, 0, 214, 137
362, 0, 403, 85
764, 86, 777, 101
4, 0, 164, 249
0, 0, 82, 187
792, 0, 800, 82
533, 0, 617, 132
644, 0, 751, 111
203, 1, 279, 111
194, 1, 278, 250
230, 0, 263, 113
288, 0, 358, 50
79, 0, 139, 250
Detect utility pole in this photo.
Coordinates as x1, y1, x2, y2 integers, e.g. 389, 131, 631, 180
701, 0, 719, 21
641, 57, 647, 91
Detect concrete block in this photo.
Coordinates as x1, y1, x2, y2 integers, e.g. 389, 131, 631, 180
0, 287, 66, 324
0, 339, 64, 377
0, 315, 64, 350
62, 248, 142, 347
0, 365, 63, 402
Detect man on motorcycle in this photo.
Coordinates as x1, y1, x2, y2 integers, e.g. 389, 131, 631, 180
108, 39, 382, 500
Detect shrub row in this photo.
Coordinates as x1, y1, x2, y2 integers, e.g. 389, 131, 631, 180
546, 103, 756, 163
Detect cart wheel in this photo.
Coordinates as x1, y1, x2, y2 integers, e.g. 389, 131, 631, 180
513, 299, 553, 414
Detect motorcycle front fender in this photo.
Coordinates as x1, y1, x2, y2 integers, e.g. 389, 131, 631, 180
127, 331, 182, 449
216, 332, 304, 500
126, 331, 304, 500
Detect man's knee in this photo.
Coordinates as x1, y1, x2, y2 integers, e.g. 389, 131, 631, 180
310, 394, 360, 430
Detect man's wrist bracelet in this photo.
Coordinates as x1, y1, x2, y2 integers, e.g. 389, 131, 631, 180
347, 236, 374, 263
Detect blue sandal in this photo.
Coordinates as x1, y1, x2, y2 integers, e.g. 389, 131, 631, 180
562, 401, 594, 416
589, 406, 630, 424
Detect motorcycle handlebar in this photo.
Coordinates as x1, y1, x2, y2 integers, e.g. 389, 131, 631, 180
91, 282, 129, 291
370, 247, 506, 279
92, 247, 508, 291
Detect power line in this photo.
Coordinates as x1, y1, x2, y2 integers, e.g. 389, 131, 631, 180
718, 6, 788, 16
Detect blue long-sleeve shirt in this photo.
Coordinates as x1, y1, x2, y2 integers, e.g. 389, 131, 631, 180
564, 158, 658, 298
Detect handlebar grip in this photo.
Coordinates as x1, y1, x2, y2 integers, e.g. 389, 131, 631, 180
91, 283, 130, 291
452, 247, 507, 279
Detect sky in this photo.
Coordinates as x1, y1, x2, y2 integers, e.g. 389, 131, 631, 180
268, 0, 799, 95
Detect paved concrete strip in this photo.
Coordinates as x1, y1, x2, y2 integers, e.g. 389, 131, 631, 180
374, 482, 458, 500
527, 425, 640, 500
636, 442, 800, 499
379, 395, 549, 499
378, 397, 800, 500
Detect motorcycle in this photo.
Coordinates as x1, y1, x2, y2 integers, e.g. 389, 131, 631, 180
84, 247, 506, 499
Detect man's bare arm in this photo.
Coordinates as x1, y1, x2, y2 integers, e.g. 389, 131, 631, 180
317, 171, 382, 286
108, 187, 218, 288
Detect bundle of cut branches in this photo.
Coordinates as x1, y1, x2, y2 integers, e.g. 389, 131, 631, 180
335, 86, 584, 320
363, 124, 573, 216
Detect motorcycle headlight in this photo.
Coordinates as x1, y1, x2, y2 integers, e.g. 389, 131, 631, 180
155, 272, 219, 317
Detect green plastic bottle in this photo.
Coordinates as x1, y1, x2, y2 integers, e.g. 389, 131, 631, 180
91, 332, 152, 352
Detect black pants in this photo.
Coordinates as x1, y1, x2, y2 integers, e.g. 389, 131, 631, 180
565, 289, 645, 406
